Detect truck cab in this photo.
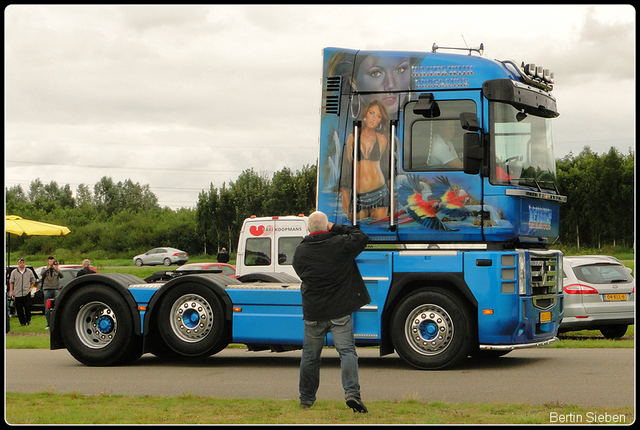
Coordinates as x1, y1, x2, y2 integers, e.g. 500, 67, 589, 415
318, 47, 564, 244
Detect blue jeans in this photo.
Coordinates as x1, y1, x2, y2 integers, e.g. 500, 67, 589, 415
43, 289, 60, 326
299, 315, 361, 406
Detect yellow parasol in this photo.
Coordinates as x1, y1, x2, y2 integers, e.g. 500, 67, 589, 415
5, 215, 71, 263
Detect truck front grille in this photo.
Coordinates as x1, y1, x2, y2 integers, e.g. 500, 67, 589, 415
529, 252, 558, 298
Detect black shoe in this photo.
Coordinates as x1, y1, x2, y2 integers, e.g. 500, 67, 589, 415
346, 397, 368, 413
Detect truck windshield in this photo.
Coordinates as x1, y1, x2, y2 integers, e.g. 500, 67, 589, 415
490, 102, 557, 190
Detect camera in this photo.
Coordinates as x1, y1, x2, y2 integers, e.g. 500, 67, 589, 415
53, 260, 58, 265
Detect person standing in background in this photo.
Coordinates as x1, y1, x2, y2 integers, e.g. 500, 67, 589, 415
217, 247, 230, 263
76, 259, 96, 277
9, 258, 36, 326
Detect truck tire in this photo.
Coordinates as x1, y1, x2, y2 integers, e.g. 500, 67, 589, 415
157, 283, 228, 357
59, 285, 143, 366
391, 288, 474, 370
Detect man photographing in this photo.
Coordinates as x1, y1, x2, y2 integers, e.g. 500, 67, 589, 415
292, 211, 371, 413
40, 256, 63, 329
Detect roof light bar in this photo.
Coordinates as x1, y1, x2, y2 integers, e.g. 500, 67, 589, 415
521, 62, 555, 85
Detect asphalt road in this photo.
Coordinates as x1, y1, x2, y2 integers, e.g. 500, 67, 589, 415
5, 347, 633, 407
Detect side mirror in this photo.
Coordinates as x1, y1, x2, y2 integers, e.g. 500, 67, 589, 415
460, 112, 481, 131
413, 93, 441, 118
463, 133, 483, 175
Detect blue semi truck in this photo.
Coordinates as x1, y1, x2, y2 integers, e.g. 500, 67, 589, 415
49, 45, 565, 369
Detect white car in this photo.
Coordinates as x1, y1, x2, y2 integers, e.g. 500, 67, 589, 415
560, 256, 634, 338
133, 247, 188, 267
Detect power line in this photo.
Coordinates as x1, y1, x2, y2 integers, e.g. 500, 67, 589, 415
5, 136, 316, 150
5, 159, 242, 174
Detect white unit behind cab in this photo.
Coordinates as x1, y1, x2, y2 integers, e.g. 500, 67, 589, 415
236, 216, 309, 279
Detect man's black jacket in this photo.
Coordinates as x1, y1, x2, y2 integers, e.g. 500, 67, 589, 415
292, 223, 371, 321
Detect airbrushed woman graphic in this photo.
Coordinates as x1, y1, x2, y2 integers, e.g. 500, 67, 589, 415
340, 99, 391, 220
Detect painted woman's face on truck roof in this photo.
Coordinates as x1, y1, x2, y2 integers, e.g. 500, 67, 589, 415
356, 55, 411, 114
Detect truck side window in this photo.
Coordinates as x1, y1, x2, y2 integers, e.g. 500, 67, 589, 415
404, 99, 475, 171
277, 237, 303, 265
245, 238, 271, 266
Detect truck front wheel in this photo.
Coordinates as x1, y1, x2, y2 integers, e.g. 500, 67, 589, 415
391, 289, 474, 370
60, 285, 143, 366
157, 283, 228, 357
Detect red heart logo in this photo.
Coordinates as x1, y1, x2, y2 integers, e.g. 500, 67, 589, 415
249, 225, 265, 236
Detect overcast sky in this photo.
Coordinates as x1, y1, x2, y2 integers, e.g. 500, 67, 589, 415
4, 5, 635, 209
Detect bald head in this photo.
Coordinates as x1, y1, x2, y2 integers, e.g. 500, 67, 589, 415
308, 211, 329, 234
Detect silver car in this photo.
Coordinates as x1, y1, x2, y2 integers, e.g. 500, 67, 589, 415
133, 247, 188, 267
560, 256, 634, 338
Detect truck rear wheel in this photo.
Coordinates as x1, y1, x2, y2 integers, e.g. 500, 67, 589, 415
60, 285, 142, 366
391, 289, 474, 370
157, 283, 228, 357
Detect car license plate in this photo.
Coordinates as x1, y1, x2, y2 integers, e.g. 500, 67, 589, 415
540, 311, 551, 323
604, 294, 627, 301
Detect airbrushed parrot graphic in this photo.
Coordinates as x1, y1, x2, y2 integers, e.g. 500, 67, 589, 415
371, 174, 476, 231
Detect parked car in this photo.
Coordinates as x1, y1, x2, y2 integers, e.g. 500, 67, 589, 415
176, 262, 237, 278
560, 256, 634, 338
144, 262, 237, 283
133, 247, 188, 267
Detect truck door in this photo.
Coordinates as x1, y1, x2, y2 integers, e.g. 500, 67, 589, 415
396, 92, 484, 242
272, 218, 306, 278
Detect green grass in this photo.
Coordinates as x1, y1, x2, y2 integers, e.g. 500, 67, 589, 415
552, 326, 634, 348
4, 392, 634, 424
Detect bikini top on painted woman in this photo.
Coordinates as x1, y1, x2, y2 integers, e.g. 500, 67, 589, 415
358, 133, 381, 161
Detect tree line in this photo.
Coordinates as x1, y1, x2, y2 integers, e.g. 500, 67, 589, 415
5, 166, 316, 262
4, 147, 634, 263
556, 146, 634, 249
